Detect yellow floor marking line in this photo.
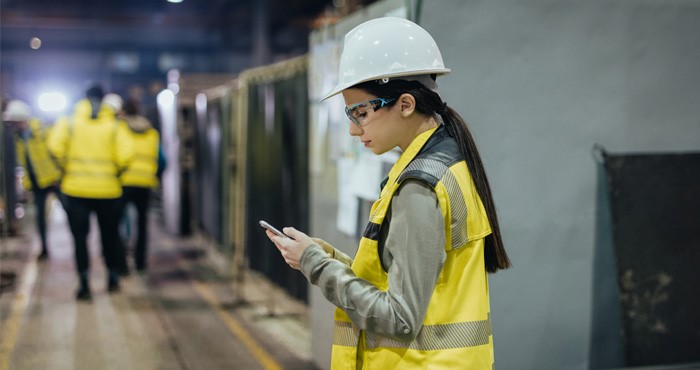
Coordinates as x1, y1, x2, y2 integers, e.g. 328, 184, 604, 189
0, 261, 38, 370
193, 281, 282, 370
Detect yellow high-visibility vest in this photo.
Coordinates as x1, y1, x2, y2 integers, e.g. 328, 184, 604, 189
15, 119, 62, 190
120, 128, 159, 188
331, 126, 494, 369
48, 99, 134, 199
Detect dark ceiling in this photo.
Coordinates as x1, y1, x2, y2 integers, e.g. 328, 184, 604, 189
0, 0, 374, 107
0, 0, 349, 53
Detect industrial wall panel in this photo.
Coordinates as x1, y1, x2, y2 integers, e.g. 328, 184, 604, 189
604, 152, 700, 366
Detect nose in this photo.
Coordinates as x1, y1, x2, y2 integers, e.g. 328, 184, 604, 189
348, 122, 363, 136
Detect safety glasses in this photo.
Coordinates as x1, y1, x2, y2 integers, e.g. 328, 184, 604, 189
344, 97, 396, 127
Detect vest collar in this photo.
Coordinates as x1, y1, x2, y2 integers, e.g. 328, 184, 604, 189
379, 124, 447, 191
380, 124, 442, 197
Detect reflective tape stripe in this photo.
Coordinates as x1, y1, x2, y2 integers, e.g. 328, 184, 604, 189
65, 171, 118, 178
333, 321, 359, 347
367, 319, 492, 350
333, 317, 492, 351
399, 158, 447, 186
123, 169, 156, 177
442, 170, 469, 250
66, 158, 115, 164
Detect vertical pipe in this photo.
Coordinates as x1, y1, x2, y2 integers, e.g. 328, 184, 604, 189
252, 0, 270, 67
414, 0, 423, 24
0, 121, 7, 238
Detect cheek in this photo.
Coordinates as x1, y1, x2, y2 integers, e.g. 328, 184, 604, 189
368, 128, 397, 154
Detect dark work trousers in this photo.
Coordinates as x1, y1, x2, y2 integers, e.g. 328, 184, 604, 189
32, 185, 61, 254
120, 186, 151, 270
64, 195, 121, 275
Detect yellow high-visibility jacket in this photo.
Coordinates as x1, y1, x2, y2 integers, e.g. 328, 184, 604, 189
331, 126, 494, 369
120, 127, 160, 188
48, 99, 133, 199
15, 119, 62, 190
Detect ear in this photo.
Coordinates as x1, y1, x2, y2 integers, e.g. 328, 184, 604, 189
398, 93, 416, 118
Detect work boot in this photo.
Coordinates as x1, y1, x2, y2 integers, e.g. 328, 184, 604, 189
135, 259, 146, 274
107, 270, 120, 293
76, 272, 92, 301
118, 265, 131, 277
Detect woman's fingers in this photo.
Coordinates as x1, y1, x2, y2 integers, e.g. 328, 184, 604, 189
265, 226, 312, 271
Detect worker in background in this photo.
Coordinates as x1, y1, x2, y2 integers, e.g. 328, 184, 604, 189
3, 100, 62, 260
266, 17, 511, 369
118, 98, 165, 274
103, 93, 124, 118
100, 92, 132, 276
48, 84, 134, 301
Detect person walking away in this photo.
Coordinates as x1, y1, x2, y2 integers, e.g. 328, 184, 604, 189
3, 100, 63, 260
102, 92, 131, 275
119, 98, 165, 273
265, 17, 511, 369
48, 85, 134, 300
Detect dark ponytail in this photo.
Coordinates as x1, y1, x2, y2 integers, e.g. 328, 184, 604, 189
355, 79, 511, 273
441, 105, 511, 272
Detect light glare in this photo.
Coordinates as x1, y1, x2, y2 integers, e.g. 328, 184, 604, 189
38, 92, 67, 112
157, 89, 175, 109
30, 37, 42, 49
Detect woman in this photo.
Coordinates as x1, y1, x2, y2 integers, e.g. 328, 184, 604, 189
266, 17, 511, 369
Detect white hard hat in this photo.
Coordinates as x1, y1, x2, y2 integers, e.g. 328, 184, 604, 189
3, 100, 32, 122
103, 93, 123, 113
322, 17, 450, 100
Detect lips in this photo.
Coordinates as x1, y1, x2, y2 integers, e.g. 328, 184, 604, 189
362, 140, 371, 147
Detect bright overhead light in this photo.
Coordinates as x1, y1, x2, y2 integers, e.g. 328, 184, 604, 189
37, 92, 67, 112
167, 0, 183, 3
30, 37, 42, 49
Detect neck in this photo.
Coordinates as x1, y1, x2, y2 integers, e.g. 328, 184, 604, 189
399, 115, 438, 151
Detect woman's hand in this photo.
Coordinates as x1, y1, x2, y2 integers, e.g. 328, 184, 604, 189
265, 227, 315, 270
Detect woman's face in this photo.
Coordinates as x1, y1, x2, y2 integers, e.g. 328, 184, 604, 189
341, 88, 403, 155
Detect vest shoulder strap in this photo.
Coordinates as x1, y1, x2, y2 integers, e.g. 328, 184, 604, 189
397, 131, 462, 187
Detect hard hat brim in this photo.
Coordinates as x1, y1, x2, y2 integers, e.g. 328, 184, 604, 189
320, 68, 451, 102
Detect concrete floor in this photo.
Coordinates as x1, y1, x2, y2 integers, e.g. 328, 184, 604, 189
0, 198, 316, 370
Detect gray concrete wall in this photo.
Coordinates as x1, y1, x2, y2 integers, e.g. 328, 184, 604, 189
308, 1, 700, 369
421, 1, 700, 369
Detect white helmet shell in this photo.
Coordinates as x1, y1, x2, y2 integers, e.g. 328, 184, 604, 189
322, 17, 450, 100
3, 100, 32, 122
103, 93, 123, 113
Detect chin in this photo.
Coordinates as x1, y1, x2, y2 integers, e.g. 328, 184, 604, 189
371, 147, 390, 155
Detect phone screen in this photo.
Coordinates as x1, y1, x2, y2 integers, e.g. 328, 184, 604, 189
259, 220, 288, 238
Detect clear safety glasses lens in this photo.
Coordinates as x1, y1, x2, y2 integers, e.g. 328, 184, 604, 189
344, 97, 396, 127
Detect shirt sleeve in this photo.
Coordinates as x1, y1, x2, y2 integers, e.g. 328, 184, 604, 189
300, 179, 446, 342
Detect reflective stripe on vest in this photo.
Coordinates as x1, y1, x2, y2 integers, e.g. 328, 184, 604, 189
334, 315, 492, 350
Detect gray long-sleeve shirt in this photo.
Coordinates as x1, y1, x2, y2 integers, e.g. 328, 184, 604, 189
300, 179, 446, 342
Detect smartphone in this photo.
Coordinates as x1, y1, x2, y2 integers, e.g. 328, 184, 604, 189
259, 220, 289, 238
